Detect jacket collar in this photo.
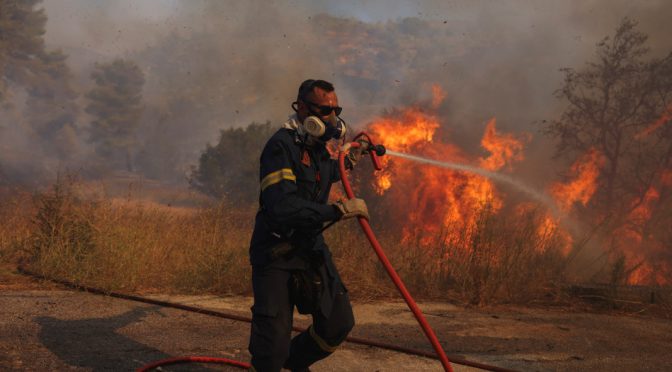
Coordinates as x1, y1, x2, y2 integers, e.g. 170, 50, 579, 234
282, 114, 305, 136
283, 114, 323, 148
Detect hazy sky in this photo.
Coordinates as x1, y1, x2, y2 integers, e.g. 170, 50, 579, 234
24, 0, 672, 183
42, 1, 672, 54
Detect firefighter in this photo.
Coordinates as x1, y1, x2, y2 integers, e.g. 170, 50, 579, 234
248, 79, 368, 372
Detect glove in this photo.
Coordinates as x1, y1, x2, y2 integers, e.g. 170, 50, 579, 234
334, 198, 369, 220
345, 139, 370, 170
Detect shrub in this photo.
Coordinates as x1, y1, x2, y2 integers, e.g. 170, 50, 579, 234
189, 121, 277, 204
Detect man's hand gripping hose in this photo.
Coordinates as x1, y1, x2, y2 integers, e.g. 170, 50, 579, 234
339, 132, 454, 372
334, 198, 369, 220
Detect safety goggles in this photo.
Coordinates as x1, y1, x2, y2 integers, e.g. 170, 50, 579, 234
304, 100, 343, 116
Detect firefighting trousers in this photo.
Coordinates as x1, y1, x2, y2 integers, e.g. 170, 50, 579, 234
248, 265, 354, 372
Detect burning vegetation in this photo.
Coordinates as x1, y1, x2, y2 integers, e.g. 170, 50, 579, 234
356, 19, 672, 287
367, 93, 517, 245
361, 78, 671, 287
1, 1, 671, 304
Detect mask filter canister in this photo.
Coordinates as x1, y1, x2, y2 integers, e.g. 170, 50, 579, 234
303, 116, 327, 138
302, 115, 347, 142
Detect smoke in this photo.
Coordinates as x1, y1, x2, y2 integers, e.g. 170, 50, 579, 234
1, 0, 671, 185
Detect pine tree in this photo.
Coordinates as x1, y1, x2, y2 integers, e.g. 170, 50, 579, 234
23, 50, 80, 159
85, 59, 145, 171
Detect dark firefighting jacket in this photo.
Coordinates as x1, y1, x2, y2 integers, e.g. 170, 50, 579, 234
249, 123, 342, 267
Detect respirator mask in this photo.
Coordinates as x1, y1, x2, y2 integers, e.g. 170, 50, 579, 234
291, 100, 347, 142
302, 112, 347, 142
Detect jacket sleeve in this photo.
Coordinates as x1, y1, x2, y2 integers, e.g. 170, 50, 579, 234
260, 139, 340, 229
329, 158, 341, 183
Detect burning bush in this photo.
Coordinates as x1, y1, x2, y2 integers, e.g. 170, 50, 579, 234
326, 201, 567, 304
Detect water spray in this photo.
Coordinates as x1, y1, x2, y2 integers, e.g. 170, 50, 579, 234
385, 149, 562, 218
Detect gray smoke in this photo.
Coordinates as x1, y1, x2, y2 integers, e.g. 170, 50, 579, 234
2, 0, 672, 184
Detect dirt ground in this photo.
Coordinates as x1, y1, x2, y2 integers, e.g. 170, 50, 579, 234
1, 272, 672, 371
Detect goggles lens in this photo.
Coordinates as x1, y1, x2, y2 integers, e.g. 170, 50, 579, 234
305, 101, 342, 116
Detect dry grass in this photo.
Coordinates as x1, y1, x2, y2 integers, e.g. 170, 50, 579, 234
329, 204, 568, 305
0, 188, 35, 265
1, 178, 253, 294
1, 179, 570, 305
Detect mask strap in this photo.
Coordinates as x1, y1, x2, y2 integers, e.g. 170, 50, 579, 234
337, 116, 347, 141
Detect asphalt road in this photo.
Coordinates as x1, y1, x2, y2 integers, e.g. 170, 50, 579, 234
1, 288, 671, 371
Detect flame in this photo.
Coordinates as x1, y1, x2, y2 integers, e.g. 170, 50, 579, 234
366, 86, 531, 246
514, 202, 573, 255
478, 118, 530, 171
356, 84, 669, 286
545, 148, 670, 285
616, 169, 672, 285
431, 84, 447, 109
619, 186, 666, 285
544, 148, 605, 261
375, 173, 392, 194
368, 106, 443, 195
398, 149, 502, 245
369, 107, 439, 151
635, 102, 672, 139
550, 148, 605, 212
539, 215, 573, 255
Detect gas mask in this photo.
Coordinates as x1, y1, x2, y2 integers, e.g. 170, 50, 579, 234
302, 112, 347, 142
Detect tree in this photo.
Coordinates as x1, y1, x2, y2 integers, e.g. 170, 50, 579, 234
1, 0, 80, 165
23, 50, 80, 159
0, 0, 47, 102
544, 18, 672, 284
189, 122, 276, 203
85, 59, 145, 171
544, 18, 672, 222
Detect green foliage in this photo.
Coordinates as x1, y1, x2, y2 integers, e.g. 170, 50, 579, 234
189, 121, 277, 203
85, 59, 145, 170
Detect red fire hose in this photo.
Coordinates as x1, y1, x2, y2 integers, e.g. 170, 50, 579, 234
138, 356, 249, 370
136, 134, 456, 371
341, 133, 453, 372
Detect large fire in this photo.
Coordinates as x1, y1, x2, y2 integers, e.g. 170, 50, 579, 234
367, 88, 527, 246
361, 85, 669, 286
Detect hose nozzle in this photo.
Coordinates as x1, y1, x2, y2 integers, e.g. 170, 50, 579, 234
351, 132, 386, 171
371, 144, 386, 157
